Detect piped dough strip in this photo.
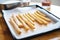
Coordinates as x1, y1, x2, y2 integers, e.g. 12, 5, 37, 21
36, 10, 46, 17
28, 13, 43, 25
26, 13, 35, 22
34, 13, 48, 25
23, 14, 34, 25
35, 11, 51, 22
16, 14, 30, 31
18, 14, 35, 29
9, 18, 21, 34
12, 14, 23, 28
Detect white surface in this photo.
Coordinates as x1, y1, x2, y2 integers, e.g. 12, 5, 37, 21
50, 5, 60, 18
30, 2, 60, 18
22, 0, 31, 2
0, 0, 20, 4
31, 0, 60, 6
2, 7, 60, 39
0, 0, 31, 4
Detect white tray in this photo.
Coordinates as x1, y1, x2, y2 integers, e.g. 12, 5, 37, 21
2, 5, 60, 39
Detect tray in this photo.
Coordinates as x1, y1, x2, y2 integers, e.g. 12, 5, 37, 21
2, 5, 60, 40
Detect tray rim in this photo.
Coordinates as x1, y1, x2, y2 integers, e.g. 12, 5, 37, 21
2, 5, 60, 40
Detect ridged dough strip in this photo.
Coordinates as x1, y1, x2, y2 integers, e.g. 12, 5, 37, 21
28, 13, 43, 25
16, 14, 30, 31
9, 18, 21, 34
36, 10, 46, 16
23, 14, 34, 25
35, 12, 51, 22
18, 14, 35, 29
12, 14, 23, 28
26, 13, 35, 22
34, 13, 48, 25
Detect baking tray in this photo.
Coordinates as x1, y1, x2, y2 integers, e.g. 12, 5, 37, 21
2, 5, 60, 40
